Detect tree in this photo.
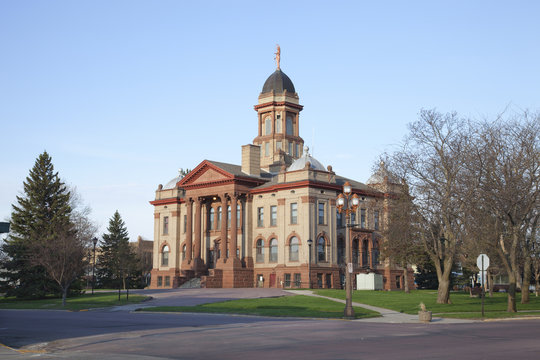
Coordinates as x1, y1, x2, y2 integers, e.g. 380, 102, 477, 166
97, 211, 138, 290
1, 152, 72, 298
390, 110, 472, 304
381, 182, 421, 293
466, 116, 540, 311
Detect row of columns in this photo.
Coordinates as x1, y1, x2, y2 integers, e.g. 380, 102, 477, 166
183, 193, 241, 269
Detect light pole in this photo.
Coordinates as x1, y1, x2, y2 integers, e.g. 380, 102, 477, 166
92, 237, 98, 295
307, 239, 313, 289
337, 181, 360, 319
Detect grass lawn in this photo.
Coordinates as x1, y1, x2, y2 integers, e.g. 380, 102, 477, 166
313, 289, 540, 319
141, 295, 380, 319
0, 292, 148, 311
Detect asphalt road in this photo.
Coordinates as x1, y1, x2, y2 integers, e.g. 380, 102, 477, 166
1, 289, 540, 359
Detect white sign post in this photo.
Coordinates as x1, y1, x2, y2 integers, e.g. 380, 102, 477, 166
476, 254, 490, 318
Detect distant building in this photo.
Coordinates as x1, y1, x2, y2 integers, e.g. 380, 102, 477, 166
149, 51, 413, 289
130, 236, 153, 287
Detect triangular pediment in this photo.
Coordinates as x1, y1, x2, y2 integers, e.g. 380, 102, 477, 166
179, 160, 234, 187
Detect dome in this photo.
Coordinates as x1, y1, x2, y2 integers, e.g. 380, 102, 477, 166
262, 69, 296, 94
288, 146, 326, 172
163, 169, 185, 190
367, 161, 400, 185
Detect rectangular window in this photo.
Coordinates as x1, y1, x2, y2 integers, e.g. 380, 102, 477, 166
290, 203, 298, 224
270, 205, 277, 226
284, 273, 291, 288
227, 206, 231, 229
351, 212, 356, 224
237, 206, 241, 228
265, 142, 270, 156
183, 215, 187, 233
288, 142, 293, 155
360, 208, 366, 228
336, 210, 342, 227
165, 276, 170, 287
318, 202, 325, 224
163, 216, 169, 235
157, 276, 163, 287
294, 273, 302, 287
374, 210, 380, 230
276, 141, 282, 150
257, 207, 264, 227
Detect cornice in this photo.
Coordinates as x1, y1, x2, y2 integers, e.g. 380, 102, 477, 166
254, 101, 304, 111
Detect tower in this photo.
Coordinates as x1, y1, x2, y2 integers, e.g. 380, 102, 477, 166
253, 46, 304, 173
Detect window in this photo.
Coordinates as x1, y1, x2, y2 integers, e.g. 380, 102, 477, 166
288, 141, 293, 155
296, 144, 300, 157
374, 210, 380, 230
318, 202, 325, 224
256, 239, 265, 263
294, 273, 302, 287
163, 216, 169, 235
290, 203, 298, 224
183, 215, 187, 233
257, 207, 264, 227
360, 208, 366, 228
269, 238, 278, 262
351, 211, 356, 224
182, 244, 186, 260
276, 141, 282, 150
270, 205, 277, 226
396, 276, 401, 289
157, 276, 163, 287
161, 245, 169, 266
237, 205, 241, 227
209, 208, 215, 230
317, 237, 326, 262
284, 273, 291, 287
336, 209, 342, 227
165, 276, 170, 287
217, 206, 222, 229
265, 117, 271, 135
275, 116, 281, 133
286, 116, 293, 135
289, 236, 299, 261
265, 142, 269, 156
227, 205, 231, 229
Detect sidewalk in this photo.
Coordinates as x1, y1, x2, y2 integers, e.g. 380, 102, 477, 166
285, 290, 476, 324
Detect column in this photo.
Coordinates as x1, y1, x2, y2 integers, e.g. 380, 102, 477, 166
230, 193, 238, 258
185, 198, 193, 262
194, 197, 202, 261
220, 193, 228, 258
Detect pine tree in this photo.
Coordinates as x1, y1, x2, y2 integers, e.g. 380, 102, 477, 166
1, 152, 72, 298
97, 211, 138, 289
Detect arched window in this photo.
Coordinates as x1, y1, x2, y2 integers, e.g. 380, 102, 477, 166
269, 238, 278, 262
286, 116, 293, 135
217, 206, 222, 229
265, 117, 272, 135
161, 245, 169, 267
275, 118, 281, 133
289, 236, 299, 261
317, 237, 326, 262
256, 239, 265, 263
182, 244, 186, 260
209, 208, 215, 230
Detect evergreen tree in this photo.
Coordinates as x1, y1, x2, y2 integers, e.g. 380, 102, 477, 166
1, 152, 72, 298
97, 211, 138, 289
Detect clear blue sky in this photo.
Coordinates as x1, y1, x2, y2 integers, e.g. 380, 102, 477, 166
1, 1, 539, 242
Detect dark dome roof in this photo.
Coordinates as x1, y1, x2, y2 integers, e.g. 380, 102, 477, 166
262, 69, 296, 94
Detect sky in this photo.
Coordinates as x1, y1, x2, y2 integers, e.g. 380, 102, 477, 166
1, 1, 539, 242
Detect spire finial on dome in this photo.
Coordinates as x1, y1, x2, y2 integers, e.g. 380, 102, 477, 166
274, 44, 281, 70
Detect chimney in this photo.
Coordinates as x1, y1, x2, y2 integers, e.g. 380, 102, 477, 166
242, 144, 261, 177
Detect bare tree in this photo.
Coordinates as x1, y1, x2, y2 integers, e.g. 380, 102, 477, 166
30, 226, 87, 306
390, 110, 472, 304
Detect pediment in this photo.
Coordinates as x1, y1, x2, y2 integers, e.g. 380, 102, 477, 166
179, 161, 234, 187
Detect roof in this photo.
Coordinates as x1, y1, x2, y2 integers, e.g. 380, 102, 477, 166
288, 146, 326, 172
367, 161, 400, 185
261, 69, 296, 94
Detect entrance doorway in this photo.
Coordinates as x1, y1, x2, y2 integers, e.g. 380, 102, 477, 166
269, 273, 276, 287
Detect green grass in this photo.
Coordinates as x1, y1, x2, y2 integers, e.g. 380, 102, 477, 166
141, 295, 380, 319
313, 289, 540, 318
0, 292, 148, 311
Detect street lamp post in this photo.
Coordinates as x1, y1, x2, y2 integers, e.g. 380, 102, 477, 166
307, 239, 313, 289
92, 237, 98, 295
337, 181, 360, 319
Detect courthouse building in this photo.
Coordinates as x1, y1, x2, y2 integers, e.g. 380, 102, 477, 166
149, 52, 411, 290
